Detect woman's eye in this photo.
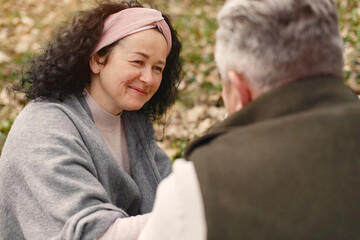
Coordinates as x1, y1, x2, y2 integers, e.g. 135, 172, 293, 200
132, 60, 143, 65
154, 66, 163, 73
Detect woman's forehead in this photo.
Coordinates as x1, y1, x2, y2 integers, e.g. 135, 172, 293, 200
112, 29, 168, 59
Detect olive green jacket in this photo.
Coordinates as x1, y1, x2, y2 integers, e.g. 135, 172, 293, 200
185, 76, 360, 240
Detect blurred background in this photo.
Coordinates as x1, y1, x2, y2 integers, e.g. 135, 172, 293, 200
0, 0, 359, 159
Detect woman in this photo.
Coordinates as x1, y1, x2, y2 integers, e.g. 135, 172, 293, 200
0, 1, 182, 239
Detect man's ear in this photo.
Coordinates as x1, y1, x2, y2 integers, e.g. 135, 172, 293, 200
89, 54, 103, 74
228, 71, 252, 107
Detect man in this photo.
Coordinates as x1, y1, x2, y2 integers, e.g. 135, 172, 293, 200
139, 0, 360, 239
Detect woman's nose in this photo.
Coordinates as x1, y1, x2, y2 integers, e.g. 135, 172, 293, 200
139, 68, 155, 86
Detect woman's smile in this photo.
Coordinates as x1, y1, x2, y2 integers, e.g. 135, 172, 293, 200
128, 85, 148, 95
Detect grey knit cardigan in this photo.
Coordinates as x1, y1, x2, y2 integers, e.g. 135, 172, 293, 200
0, 94, 171, 240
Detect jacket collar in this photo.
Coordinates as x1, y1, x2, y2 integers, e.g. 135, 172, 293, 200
184, 75, 358, 157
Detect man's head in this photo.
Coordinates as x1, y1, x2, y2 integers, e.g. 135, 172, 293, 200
215, 0, 343, 114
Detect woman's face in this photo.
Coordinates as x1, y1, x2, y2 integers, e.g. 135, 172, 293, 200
88, 29, 168, 115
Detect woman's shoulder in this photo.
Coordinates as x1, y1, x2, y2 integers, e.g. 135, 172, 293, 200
22, 94, 88, 118
11, 95, 91, 135
2, 95, 95, 161
18, 98, 66, 121
1, 98, 83, 163
16, 99, 66, 123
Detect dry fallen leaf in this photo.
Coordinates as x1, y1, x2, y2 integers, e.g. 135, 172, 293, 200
0, 51, 11, 64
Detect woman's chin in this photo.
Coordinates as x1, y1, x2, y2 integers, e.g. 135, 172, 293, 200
124, 105, 145, 112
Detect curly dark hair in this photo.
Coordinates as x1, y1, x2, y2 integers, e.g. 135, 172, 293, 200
18, 0, 182, 120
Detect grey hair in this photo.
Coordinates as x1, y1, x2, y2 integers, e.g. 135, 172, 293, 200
215, 0, 344, 93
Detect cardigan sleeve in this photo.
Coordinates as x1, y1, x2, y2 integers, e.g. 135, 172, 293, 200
96, 213, 150, 240
0, 102, 127, 240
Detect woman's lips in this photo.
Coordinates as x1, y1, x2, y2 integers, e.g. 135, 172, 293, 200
128, 86, 147, 95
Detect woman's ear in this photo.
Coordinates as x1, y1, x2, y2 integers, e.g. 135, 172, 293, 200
228, 71, 252, 108
89, 54, 103, 74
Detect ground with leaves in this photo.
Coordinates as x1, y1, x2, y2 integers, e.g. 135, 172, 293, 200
0, 0, 359, 159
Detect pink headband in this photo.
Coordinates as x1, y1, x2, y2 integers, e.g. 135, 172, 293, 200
91, 8, 172, 56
